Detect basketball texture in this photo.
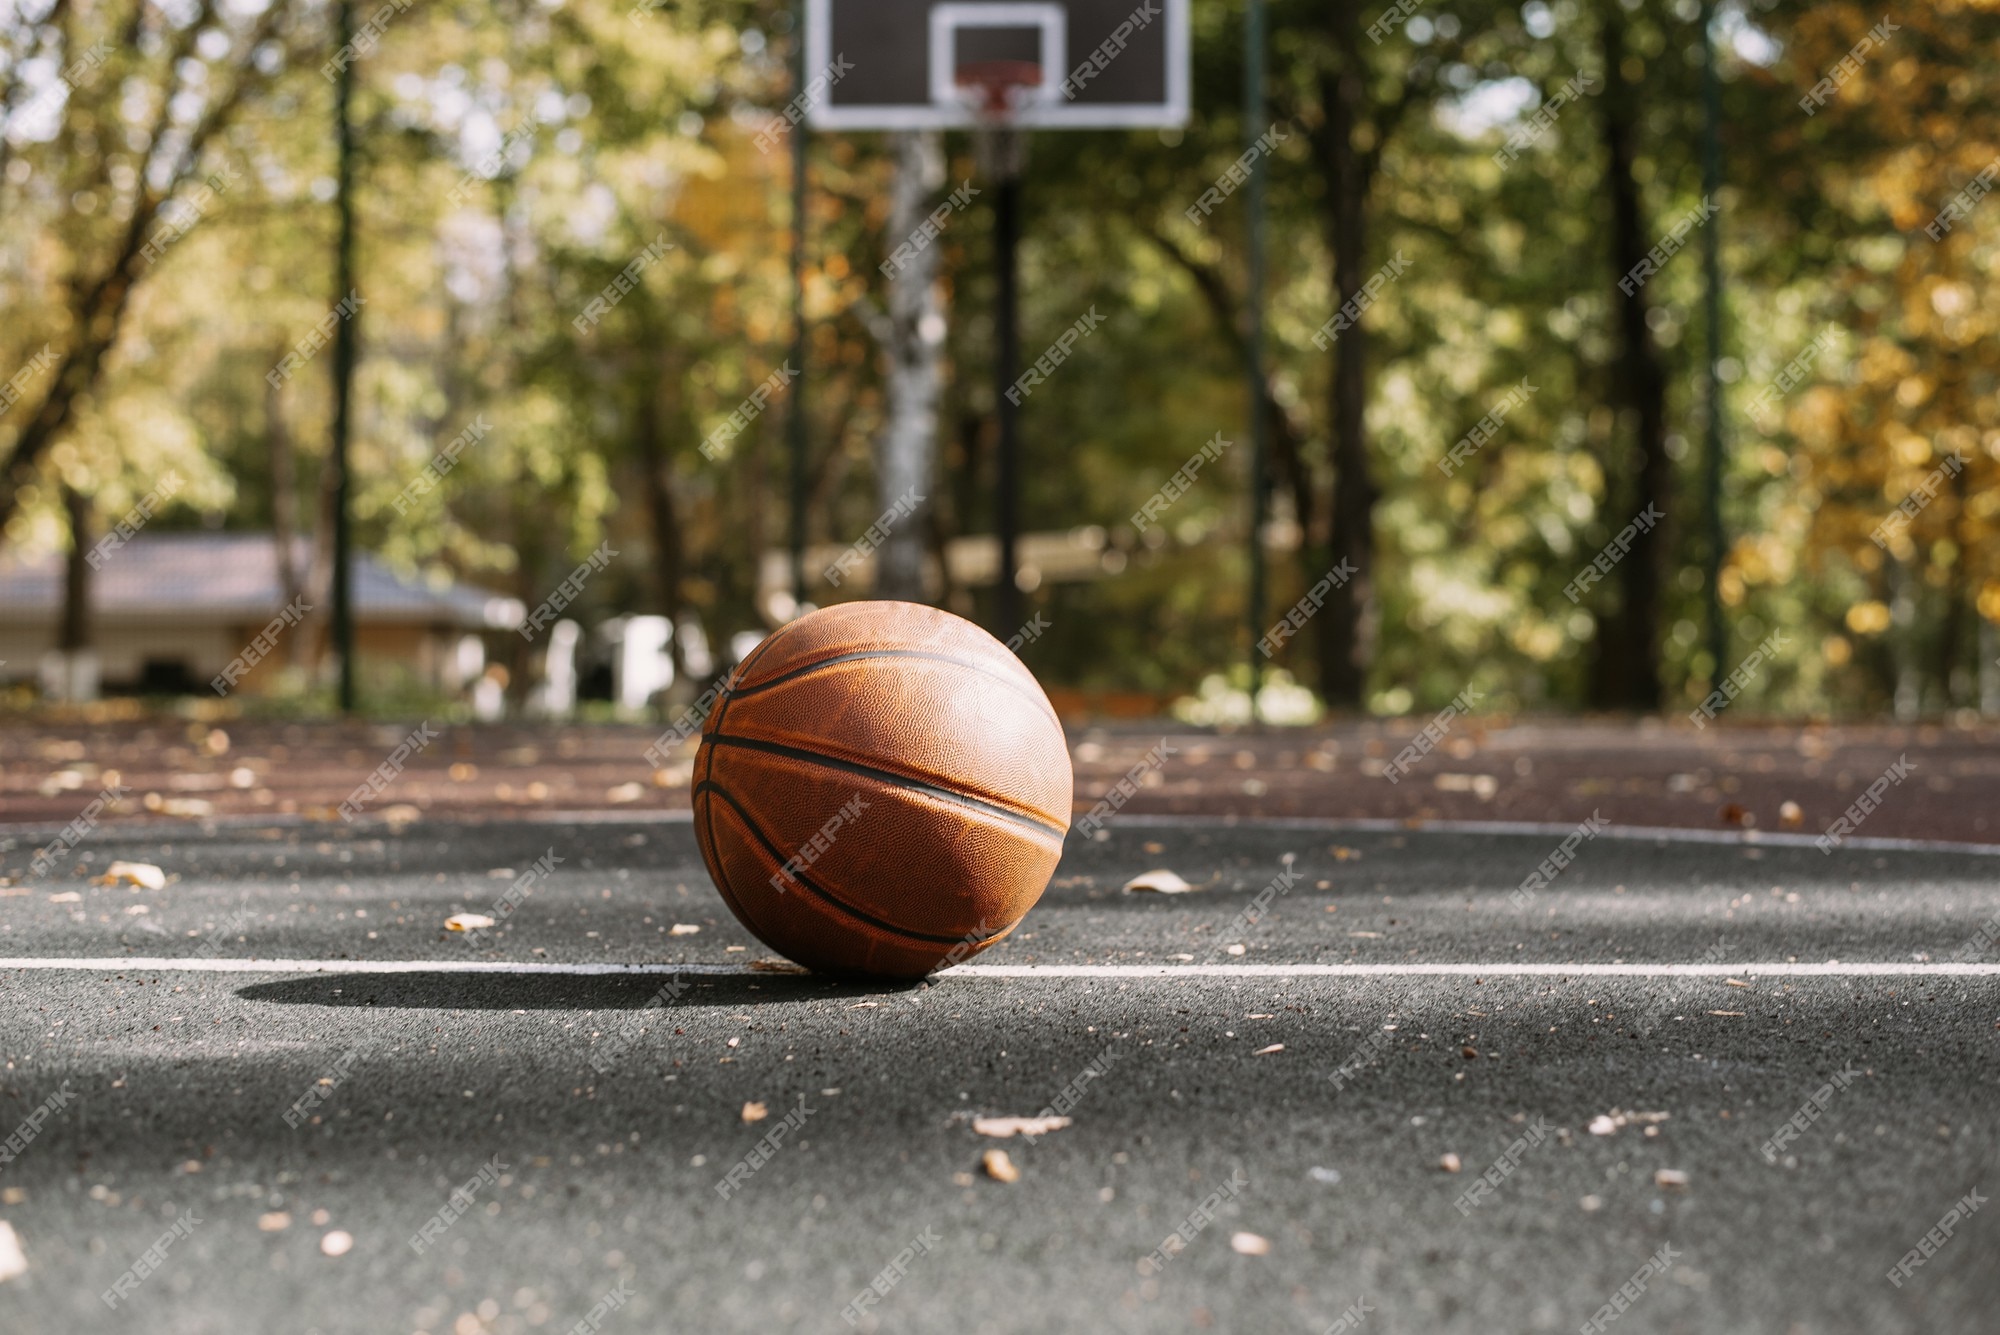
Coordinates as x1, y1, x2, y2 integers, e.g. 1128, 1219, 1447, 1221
692, 601, 1073, 979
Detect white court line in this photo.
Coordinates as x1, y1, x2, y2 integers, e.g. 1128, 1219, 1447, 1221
3, 957, 1998, 979
4, 809, 1994, 857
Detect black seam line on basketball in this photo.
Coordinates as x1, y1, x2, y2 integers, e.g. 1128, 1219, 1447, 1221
726, 647, 1061, 725
703, 733, 1070, 840
691, 784, 752, 926
695, 781, 1013, 949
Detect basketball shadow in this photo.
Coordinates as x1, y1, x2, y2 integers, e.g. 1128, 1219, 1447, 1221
236, 971, 917, 1011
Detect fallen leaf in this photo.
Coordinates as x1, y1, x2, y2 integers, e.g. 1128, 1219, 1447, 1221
1347, 931, 1382, 939
443, 913, 495, 932
972, 1116, 1072, 1139
1654, 1169, 1690, 1189
982, 1148, 1020, 1183
1230, 1232, 1272, 1256
0, 1189, 22, 1205
0, 1221, 25, 1283
99, 862, 165, 890
741, 1102, 769, 1124
1778, 800, 1804, 827
606, 782, 645, 804
319, 1230, 354, 1257
1225, 944, 1247, 956
1253, 1044, 1285, 1055
748, 958, 809, 974
1724, 979, 1751, 988
1439, 1153, 1463, 1173
257, 1212, 292, 1232
1122, 869, 1196, 894
669, 924, 701, 936
1707, 1010, 1745, 1017
1717, 803, 1751, 827
1307, 1166, 1342, 1186
1461, 1046, 1479, 1060
381, 804, 422, 826
48, 892, 82, 904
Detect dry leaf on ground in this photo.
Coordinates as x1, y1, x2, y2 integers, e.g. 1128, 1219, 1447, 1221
1230, 1232, 1272, 1256
99, 862, 165, 890
972, 1116, 1072, 1139
443, 913, 495, 932
981, 1149, 1020, 1182
1122, 869, 1196, 894
741, 1102, 769, 1123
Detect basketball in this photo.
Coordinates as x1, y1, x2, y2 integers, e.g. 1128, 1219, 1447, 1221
692, 601, 1073, 979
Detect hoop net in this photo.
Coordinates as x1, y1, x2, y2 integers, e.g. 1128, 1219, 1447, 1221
953, 59, 1044, 124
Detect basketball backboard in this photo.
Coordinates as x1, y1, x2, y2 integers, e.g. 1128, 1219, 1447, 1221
804, 0, 1188, 130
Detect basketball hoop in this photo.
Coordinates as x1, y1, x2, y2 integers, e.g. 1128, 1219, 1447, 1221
956, 58, 1038, 178
953, 58, 1044, 121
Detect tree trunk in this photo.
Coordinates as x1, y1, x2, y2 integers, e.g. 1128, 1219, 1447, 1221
1590, 3, 1670, 711
59, 483, 90, 653
634, 372, 687, 679
266, 353, 308, 664
1314, 38, 1379, 710
874, 129, 946, 603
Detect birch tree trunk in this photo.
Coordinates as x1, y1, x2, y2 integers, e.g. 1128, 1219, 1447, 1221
874, 130, 946, 603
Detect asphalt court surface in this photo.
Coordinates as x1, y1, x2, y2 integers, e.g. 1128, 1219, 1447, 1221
2, 816, 1998, 1333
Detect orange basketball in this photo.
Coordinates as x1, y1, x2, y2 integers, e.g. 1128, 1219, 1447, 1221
692, 601, 1073, 979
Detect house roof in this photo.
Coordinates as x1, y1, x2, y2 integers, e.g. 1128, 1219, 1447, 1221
0, 533, 523, 629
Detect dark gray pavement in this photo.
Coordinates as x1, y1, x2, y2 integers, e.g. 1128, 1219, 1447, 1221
1, 816, 1998, 1334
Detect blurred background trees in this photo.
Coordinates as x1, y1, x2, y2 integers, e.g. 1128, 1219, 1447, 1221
1, 0, 1994, 720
